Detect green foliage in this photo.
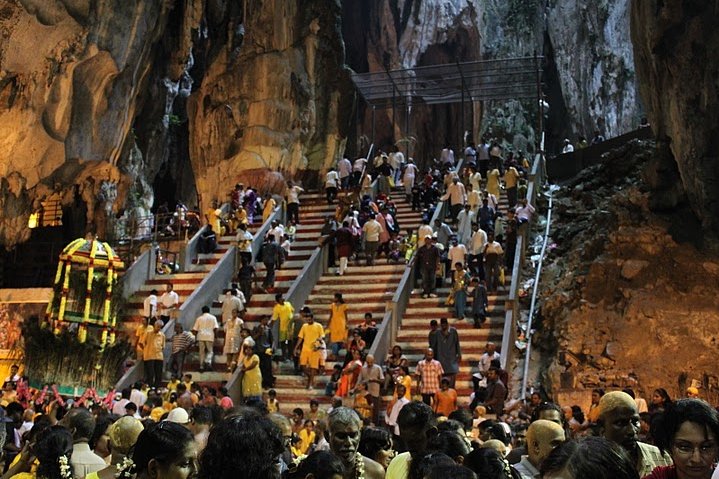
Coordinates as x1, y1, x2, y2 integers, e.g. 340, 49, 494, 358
22, 317, 131, 391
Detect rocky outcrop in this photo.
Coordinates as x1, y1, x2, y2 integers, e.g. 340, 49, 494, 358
187, 0, 353, 199
0, 0, 181, 246
0, 0, 354, 247
535, 140, 719, 399
342, 0, 483, 161
547, 0, 638, 141
631, 0, 719, 232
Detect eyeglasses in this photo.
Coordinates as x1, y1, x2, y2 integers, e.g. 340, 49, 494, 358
673, 442, 718, 457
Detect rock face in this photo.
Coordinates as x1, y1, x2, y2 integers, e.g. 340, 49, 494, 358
0, 0, 656, 248
0, 0, 184, 246
547, 0, 638, 140
535, 140, 719, 400
187, 0, 353, 199
342, 0, 483, 161
631, 0, 719, 232
0, 0, 353, 246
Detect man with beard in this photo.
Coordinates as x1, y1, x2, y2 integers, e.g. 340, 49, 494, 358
597, 391, 672, 477
328, 407, 384, 479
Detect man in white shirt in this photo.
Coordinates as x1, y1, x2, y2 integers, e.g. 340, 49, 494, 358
352, 157, 367, 187
192, 305, 219, 371
325, 167, 340, 204
402, 158, 418, 196
478, 342, 501, 376
440, 177, 467, 222
456, 204, 475, 245
417, 220, 433, 242
562, 138, 574, 153
338, 157, 352, 189
143, 290, 158, 322
362, 214, 383, 266
221, 288, 245, 324
236, 222, 253, 264
266, 220, 285, 243
468, 223, 488, 278
286, 181, 304, 224
447, 238, 467, 271
386, 384, 410, 437
61, 408, 106, 478
158, 283, 179, 324
440, 144, 455, 166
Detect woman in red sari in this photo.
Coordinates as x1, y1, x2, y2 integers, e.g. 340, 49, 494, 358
336, 348, 363, 397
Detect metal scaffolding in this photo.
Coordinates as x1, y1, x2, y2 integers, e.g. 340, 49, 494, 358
351, 55, 543, 150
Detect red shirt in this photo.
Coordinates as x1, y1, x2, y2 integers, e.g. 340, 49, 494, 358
643, 466, 677, 479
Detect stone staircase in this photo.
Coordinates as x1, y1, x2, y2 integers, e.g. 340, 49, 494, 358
123, 232, 246, 384
179, 193, 335, 384
395, 190, 511, 405
271, 188, 423, 413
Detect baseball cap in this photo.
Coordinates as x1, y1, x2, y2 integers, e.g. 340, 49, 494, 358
165, 408, 190, 424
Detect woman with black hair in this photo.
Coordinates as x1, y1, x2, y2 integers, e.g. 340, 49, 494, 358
199, 412, 285, 479
644, 399, 719, 479
651, 388, 673, 415
122, 421, 196, 479
283, 450, 344, 479
464, 447, 520, 479
5, 426, 74, 479
540, 436, 639, 479
427, 430, 472, 465
358, 427, 395, 470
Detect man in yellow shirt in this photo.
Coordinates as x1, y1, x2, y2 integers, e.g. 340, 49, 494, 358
504, 162, 520, 208
272, 293, 295, 361
293, 307, 325, 390
142, 319, 166, 388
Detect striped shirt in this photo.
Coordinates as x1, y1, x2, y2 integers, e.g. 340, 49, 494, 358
172, 331, 195, 354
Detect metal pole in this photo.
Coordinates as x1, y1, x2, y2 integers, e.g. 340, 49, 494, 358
392, 88, 396, 143
520, 189, 553, 400
535, 51, 543, 152
405, 103, 410, 160
461, 87, 465, 150
371, 105, 376, 149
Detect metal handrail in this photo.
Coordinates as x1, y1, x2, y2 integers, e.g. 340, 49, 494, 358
520, 190, 553, 400
115, 246, 238, 391
225, 243, 328, 401
500, 150, 546, 396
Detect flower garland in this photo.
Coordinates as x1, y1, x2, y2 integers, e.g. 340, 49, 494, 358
353, 452, 365, 479
115, 456, 135, 478
59, 455, 72, 479
502, 457, 513, 479
51, 385, 66, 407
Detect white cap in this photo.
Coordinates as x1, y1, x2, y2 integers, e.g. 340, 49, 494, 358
165, 408, 190, 424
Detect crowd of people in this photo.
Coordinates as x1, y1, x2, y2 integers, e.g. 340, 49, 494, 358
0, 364, 716, 479
13, 138, 715, 479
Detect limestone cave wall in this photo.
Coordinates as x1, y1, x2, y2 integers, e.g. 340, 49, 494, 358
0, 0, 676, 250
630, 0, 719, 233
